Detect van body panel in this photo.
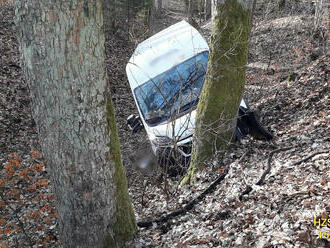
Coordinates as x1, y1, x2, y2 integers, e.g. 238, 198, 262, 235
126, 20, 248, 160
126, 21, 209, 89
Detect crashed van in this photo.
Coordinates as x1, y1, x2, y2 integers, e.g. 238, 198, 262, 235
126, 20, 272, 170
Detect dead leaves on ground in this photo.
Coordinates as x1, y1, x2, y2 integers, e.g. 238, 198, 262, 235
0, 149, 59, 247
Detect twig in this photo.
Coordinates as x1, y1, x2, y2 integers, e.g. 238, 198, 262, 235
239, 146, 294, 200
290, 151, 328, 166
137, 169, 228, 228
141, 180, 147, 207
239, 148, 328, 201
256, 147, 294, 185
237, 150, 249, 164
137, 149, 327, 228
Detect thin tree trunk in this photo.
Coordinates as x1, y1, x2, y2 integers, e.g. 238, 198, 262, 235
15, 0, 136, 246
181, 0, 254, 185
205, 0, 212, 20
188, 0, 194, 23
188, 0, 200, 28
162, 0, 169, 9
149, 0, 162, 33
314, 0, 324, 30
211, 0, 218, 23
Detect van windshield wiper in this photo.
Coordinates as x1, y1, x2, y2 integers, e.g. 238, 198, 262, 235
176, 99, 199, 113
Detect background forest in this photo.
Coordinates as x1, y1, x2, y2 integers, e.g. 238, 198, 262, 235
0, 0, 329, 247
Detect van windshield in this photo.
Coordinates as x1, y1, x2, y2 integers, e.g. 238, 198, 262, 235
134, 51, 209, 125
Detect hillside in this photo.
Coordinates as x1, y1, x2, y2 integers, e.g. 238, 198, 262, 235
0, 1, 329, 247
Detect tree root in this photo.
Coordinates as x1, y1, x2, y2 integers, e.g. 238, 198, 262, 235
179, 167, 195, 186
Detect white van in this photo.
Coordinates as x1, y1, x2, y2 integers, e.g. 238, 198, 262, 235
126, 21, 272, 170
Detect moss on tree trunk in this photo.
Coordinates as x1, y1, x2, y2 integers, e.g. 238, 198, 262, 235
106, 97, 137, 246
182, 0, 253, 185
15, 0, 136, 246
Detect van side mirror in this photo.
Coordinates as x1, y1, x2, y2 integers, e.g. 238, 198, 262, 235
127, 114, 143, 133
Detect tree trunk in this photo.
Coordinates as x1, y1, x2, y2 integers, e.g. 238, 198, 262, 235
103, 0, 128, 36
15, 0, 137, 247
162, 0, 169, 9
103, 0, 116, 34
205, 0, 212, 20
181, 0, 254, 185
211, 0, 218, 23
149, 0, 163, 33
314, 0, 324, 30
188, 0, 199, 28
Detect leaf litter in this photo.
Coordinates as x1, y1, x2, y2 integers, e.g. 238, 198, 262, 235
0, 1, 329, 247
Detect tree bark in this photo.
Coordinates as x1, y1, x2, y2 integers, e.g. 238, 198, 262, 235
162, 0, 169, 9
187, 0, 195, 23
211, 0, 218, 23
314, 0, 324, 30
149, 0, 163, 33
187, 0, 200, 28
15, 0, 137, 247
205, 0, 212, 20
181, 0, 254, 185
103, 0, 129, 36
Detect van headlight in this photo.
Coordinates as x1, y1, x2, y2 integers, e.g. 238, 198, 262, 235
149, 134, 172, 146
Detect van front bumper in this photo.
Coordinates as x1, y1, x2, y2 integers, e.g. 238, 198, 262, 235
155, 139, 192, 169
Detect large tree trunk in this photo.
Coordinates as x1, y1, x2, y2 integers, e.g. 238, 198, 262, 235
211, 0, 222, 24
15, 0, 136, 246
181, 0, 254, 185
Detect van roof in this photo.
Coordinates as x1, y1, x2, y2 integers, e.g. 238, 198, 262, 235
126, 20, 209, 90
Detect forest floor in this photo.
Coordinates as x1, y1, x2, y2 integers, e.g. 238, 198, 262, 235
0, 0, 329, 247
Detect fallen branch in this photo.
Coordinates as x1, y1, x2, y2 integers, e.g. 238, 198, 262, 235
137, 169, 228, 228
239, 146, 294, 200
137, 149, 327, 228
239, 148, 328, 201
256, 147, 294, 185
290, 151, 328, 166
